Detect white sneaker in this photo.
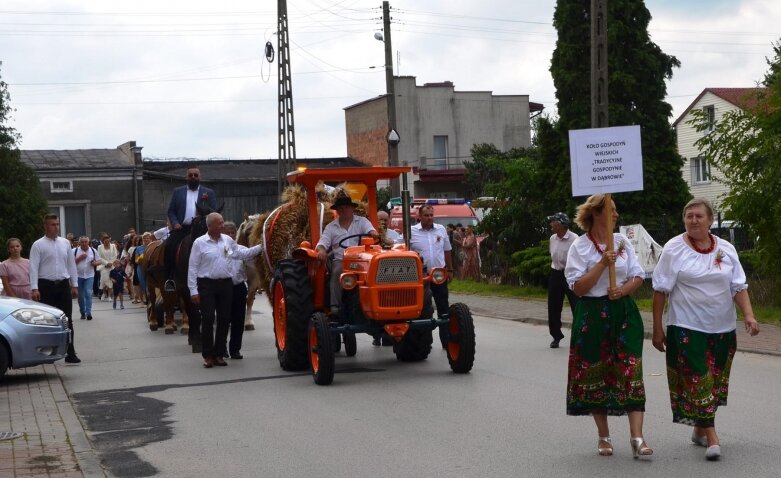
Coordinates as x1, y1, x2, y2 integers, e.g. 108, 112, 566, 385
705, 445, 721, 461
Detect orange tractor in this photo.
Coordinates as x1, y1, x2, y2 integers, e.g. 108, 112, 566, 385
270, 166, 475, 385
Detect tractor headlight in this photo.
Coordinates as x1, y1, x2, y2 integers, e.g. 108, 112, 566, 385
12, 308, 61, 327
340, 274, 357, 290
431, 268, 447, 285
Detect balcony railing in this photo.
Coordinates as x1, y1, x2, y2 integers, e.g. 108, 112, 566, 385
418, 156, 470, 171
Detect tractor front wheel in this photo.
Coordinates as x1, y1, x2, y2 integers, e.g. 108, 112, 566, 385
308, 312, 335, 385
445, 303, 476, 373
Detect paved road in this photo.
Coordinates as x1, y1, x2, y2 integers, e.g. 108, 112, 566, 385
2, 293, 780, 477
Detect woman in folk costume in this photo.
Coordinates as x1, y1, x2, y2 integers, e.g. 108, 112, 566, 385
652, 198, 759, 461
564, 194, 651, 459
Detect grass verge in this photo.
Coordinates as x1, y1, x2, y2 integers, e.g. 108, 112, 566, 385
451, 279, 781, 326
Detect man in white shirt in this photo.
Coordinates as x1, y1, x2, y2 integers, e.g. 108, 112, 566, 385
73, 236, 101, 321
29, 214, 81, 363
188, 213, 261, 368
409, 205, 453, 324
316, 191, 378, 315
165, 166, 217, 291
546, 212, 579, 348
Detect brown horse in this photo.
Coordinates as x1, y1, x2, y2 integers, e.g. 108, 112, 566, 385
142, 238, 189, 334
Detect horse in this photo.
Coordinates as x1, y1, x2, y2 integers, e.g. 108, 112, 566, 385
236, 214, 265, 331
142, 203, 216, 339
142, 239, 189, 335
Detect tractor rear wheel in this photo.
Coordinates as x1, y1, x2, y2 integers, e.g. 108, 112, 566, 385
446, 303, 476, 373
308, 312, 335, 385
272, 259, 313, 371
393, 328, 432, 362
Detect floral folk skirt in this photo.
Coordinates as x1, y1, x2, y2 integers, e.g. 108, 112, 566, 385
665, 325, 736, 427
566, 296, 646, 416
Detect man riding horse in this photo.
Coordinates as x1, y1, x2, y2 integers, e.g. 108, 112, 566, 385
164, 166, 217, 292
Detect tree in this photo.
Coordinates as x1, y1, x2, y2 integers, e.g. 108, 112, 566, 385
0, 64, 48, 259
691, 41, 781, 280
548, 0, 690, 239
464, 144, 524, 199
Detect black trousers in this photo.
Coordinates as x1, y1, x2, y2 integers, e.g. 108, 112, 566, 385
430, 282, 450, 320
228, 282, 248, 355
547, 269, 578, 340
164, 225, 191, 280
197, 277, 233, 358
39, 278, 76, 356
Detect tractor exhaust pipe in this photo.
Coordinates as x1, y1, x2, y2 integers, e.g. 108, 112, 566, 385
401, 171, 412, 250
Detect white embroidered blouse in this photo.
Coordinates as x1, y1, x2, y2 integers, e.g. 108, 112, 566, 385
565, 232, 644, 297
652, 234, 747, 334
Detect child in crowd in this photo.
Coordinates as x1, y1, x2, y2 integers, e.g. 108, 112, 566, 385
109, 259, 127, 310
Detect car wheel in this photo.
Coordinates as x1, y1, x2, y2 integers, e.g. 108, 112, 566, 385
0, 340, 10, 380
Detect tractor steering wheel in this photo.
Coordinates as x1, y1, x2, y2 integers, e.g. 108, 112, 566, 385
338, 233, 379, 250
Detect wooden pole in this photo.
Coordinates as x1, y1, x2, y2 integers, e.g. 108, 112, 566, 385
604, 193, 616, 288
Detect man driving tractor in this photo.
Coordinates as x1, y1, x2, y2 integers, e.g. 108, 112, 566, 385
315, 189, 379, 316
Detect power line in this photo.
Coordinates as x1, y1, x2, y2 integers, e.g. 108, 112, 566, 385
8, 66, 381, 87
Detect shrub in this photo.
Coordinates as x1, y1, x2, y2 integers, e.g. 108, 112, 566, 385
511, 241, 551, 288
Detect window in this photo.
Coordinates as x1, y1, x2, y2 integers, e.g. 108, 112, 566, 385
51, 180, 73, 193
432, 135, 448, 170
48, 204, 87, 237
703, 105, 715, 132
692, 157, 711, 184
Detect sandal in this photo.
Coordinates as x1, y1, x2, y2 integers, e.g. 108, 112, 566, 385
630, 437, 653, 459
598, 436, 613, 456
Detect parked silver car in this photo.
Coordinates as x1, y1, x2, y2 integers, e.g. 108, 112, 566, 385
0, 296, 70, 379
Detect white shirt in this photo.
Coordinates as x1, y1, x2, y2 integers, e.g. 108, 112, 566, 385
73, 246, 98, 279
409, 222, 452, 270
549, 229, 578, 271
228, 245, 256, 285
316, 215, 376, 261
29, 236, 78, 289
652, 234, 747, 334
183, 188, 199, 226
565, 232, 644, 297
187, 233, 261, 295
153, 226, 170, 241
384, 228, 403, 244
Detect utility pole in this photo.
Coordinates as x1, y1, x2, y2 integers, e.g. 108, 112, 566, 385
277, 0, 297, 198
591, 0, 608, 128
382, 1, 400, 196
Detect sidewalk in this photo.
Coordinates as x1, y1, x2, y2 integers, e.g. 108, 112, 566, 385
451, 292, 781, 356
1, 294, 778, 477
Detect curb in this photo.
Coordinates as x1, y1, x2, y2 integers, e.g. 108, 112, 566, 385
50, 363, 107, 477
476, 310, 781, 357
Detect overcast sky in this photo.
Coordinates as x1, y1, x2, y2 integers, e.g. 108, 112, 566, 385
1, 0, 778, 160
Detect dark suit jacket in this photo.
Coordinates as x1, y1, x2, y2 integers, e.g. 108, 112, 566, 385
167, 185, 217, 227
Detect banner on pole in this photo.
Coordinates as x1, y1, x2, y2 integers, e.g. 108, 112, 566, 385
569, 125, 644, 196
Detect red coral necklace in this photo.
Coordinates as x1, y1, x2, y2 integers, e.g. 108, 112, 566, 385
687, 233, 715, 254
587, 232, 605, 255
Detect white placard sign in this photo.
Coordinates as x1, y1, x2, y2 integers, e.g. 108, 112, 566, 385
568, 125, 644, 196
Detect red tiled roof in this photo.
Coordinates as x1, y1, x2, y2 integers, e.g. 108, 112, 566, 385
672, 87, 766, 127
